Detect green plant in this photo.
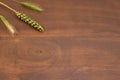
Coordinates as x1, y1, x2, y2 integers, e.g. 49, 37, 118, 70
0, 2, 44, 32
0, 15, 17, 36
21, 2, 44, 12
17, 13, 44, 32
13, 0, 44, 12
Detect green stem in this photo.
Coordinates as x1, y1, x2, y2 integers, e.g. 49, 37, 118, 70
0, 2, 19, 14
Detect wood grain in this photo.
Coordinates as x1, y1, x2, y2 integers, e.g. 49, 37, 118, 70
0, 0, 120, 80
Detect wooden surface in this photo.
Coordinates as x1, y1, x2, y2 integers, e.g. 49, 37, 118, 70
0, 0, 120, 80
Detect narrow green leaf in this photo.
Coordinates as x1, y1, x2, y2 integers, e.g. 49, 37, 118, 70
21, 2, 44, 12
0, 15, 17, 36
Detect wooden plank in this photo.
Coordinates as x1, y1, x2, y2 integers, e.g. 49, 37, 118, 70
0, 0, 120, 80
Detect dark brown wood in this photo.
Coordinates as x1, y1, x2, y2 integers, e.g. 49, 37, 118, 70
0, 0, 120, 80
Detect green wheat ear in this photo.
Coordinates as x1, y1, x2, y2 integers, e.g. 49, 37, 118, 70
21, 2, 44, 12
0, 2, 44, 32
17, 12, 44, 32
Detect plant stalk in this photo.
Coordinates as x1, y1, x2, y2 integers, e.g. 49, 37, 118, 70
0, 2, 19, 14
